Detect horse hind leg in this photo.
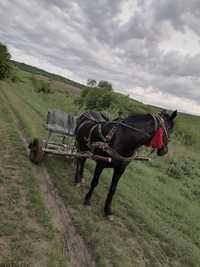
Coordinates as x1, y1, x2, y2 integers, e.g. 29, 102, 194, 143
84, 162, 104, 206
74, 158, 86, 184
79, 158, 86, 183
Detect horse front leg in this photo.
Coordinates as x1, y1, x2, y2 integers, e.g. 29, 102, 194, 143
74, 158, 86, 184
84, 162, 104, 206
104, 165, 126, 217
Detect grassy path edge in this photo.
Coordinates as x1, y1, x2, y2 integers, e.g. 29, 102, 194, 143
1, 88, 96, 267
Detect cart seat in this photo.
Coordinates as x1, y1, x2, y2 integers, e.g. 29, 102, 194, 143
45, 110, 76, 136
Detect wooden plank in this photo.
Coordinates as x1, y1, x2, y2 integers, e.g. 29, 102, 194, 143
43, 148, 112, 162
76, 153, 112, 163
134, 156, 151, 161
43, 147, 150, 162
43, 148, 74, 155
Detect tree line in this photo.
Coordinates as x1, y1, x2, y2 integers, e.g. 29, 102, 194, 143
75, 78, 145, 118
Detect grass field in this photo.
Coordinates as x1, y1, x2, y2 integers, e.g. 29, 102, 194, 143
1, 66, 200, 267
0, 81, 68, 266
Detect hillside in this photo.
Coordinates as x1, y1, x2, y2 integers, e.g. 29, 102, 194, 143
1, 63, 200, 267
11, 60, 87, 90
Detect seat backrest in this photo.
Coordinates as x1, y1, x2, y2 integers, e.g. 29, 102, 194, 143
46, 110, 76, 135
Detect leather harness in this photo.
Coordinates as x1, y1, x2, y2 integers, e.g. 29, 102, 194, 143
77, 113, 169, 162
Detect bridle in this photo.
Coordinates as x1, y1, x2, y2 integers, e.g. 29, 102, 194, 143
150, 113, 170, 148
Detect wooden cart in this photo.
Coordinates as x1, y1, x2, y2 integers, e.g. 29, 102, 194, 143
29, 110, 151, 164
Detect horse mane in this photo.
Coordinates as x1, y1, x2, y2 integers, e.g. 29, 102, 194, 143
121, 113, 153, 124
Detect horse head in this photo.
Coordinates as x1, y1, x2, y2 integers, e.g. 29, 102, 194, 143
156, 110, 177, 156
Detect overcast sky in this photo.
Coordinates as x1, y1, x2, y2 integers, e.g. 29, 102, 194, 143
0, 0, 200, 115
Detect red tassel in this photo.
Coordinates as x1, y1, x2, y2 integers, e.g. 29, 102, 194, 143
146, 128, 163, 149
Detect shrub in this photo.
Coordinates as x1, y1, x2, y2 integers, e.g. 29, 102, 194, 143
85, 88, 114, 110
76, 86, 115, 111
11, 75, 18, 83
167, 157, 197, 179
98, 80, 113, 91
12, 75, 22, 83
87, 79, 97, 87
75, 78, 153, 117
167, 158, 185, 179
31, 76, 52, 94
38, 80, 51, 93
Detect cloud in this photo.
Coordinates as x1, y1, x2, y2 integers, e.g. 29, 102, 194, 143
0, 0, 200, 115
126, 86, 200, 115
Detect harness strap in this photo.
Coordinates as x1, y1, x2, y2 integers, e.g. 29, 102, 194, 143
90, 141, 137, 162
152, 113, 169, 143
78, 112, 169, 162
151, 114, 158, 132
87, 123, 119, 150
98, 123, 107, 142
105, 125, 118, 142
86, 124, 98, 151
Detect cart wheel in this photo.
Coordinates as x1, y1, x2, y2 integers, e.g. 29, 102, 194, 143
29, 138, 44, 164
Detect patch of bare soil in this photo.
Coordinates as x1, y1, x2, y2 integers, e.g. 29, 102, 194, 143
10, 112, 95, 267
52, 80, 81, 95
34, 75, 81, 95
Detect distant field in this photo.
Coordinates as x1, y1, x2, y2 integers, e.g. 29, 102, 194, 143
1, 66, 200, 267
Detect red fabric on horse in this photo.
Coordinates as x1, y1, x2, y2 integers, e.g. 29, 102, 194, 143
145, 128, 163, 149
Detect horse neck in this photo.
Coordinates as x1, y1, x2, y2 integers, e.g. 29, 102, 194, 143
123, 114, 155, 136
112, 115, 156, 156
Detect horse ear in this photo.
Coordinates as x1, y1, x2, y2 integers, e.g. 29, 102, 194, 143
170, 110, 177, 120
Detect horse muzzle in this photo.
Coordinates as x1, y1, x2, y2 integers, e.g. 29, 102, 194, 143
157, 146, 168, 156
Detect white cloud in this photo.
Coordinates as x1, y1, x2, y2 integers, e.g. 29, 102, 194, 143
159, 27, 200, 56
126, 86, 200, 115
115, 0, 138, 25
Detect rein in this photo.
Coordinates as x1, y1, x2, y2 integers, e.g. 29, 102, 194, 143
104, 113, 169, 145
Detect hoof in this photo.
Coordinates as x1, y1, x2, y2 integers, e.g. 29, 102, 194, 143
104, 208, 113, 219
106, 214, 114, 221
81, 178, 85, 184
75, 182, 81, 187
83, 199, 91, 206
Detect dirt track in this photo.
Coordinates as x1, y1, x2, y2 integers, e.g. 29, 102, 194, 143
4, 93, 95, 267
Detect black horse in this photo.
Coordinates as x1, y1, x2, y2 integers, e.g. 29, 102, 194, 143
74, 110, 177, 217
